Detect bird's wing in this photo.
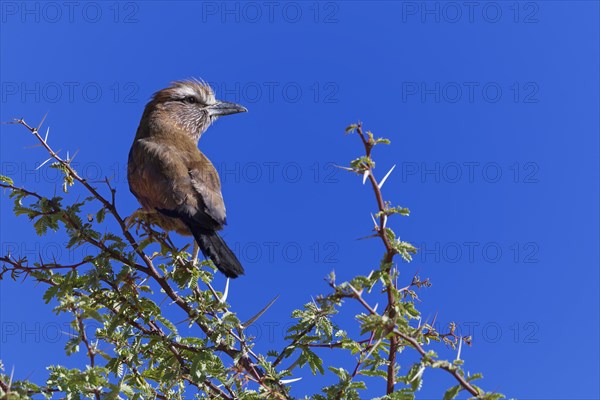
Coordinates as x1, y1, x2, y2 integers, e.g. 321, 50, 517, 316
187, 157, 227, 227
160, 156, 227, 231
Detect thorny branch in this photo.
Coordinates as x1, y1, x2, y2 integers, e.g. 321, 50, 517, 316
0, 117, 502, 399
1, 118, 287, 399
354, 123, 400, 393
75, 313, 100, 400
345, 122, 482, 397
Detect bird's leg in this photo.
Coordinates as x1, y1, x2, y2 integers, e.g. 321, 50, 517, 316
192, 242, 200, 267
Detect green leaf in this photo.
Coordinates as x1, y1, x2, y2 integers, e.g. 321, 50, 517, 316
480, 393, 506, 400
467, 372, 484, 382
359, 369, 387, 379
443, 385, 461, 400
328, 366, 350, 380
373, 389, 416, 400
350, 156, 375, 172
96, 207, 107, 223
50, 162, 74, 193
300, 348, 324, 375
0, 175, 14, 186
43, 286, 60, 304
345, 124, 358, 134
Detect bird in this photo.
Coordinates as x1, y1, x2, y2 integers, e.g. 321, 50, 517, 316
127, 79, 247, 278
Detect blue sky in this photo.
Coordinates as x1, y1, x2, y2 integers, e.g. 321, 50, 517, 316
1, 1, 598, 399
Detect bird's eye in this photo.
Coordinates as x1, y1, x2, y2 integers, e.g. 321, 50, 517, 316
183, 96, 197, 104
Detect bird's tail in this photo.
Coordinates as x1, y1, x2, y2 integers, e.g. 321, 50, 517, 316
191, 230, 245, 278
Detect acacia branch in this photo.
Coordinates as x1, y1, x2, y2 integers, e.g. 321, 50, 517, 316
9, 118, 155, 272
0, 255, 88, 278
340, 265, 482, 397
355, 122, 399, 393
74, 313, 100, 400
91, 281, 234, 399
4, 119, 276, 396
1, 117, 500, 399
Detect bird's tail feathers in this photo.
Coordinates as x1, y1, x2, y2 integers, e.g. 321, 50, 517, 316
192, 230, 245, 278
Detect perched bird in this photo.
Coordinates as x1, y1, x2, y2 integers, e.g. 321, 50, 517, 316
127, 80, 246, 278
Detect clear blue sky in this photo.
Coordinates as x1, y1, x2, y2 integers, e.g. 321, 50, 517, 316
1, 1, 598, 399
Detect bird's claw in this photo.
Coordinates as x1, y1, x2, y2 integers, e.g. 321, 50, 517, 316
125, 208, 149, 231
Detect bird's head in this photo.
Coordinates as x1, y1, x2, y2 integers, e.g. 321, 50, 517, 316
142, 79, 247, 142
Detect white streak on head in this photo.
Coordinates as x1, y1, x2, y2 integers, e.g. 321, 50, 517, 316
171, 79, 216, 105
174, 85, 198, 99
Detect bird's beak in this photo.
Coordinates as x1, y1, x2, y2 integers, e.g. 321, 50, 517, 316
208, 101, 247, 117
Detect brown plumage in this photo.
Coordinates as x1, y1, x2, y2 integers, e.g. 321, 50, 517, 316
127, 80, 247, 278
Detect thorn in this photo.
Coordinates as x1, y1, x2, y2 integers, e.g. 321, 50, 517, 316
279, 377, 302, 385
409, 365, 425, 382
347, 282, 363, 296
364, 338, 383, 360
431, 312, 438, 328
333, 164, 354, 171
37, 112, 48, 131
382, 215, 388, 228
9, 366, 14, 389
310, 296, 320, 311
370, 213, 379, 230
35, 157, 53, 170
219, 278, 230, 303
241, 295, 279, 328
356, 233, 380, 241
456, 336, 463, 361
44, 126, 50, 143
362, 170, 370, 184
373, 303, 379, 313
378, 164, 396, 189
69, 149, 80, 163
